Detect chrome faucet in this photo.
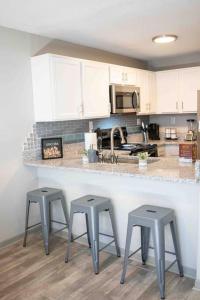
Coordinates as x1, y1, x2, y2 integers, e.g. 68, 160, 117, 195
110, 126, 126, 163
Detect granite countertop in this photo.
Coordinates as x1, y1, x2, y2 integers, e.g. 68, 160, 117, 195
150, 140, 197, 146
24, 156, 197, 184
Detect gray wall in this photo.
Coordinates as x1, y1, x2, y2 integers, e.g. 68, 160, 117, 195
36, 39, 147, 69
149, 52, 200, 71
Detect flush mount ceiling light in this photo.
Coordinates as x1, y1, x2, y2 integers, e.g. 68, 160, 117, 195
152, 34, 178, 44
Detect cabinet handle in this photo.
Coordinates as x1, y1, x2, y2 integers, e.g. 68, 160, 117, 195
149, 103, 151, 112
176, 101, 178, 110
182, 101, 184, 110
122, 72, 124, 81
79, 104, 83, 115
125, 73, 128, 81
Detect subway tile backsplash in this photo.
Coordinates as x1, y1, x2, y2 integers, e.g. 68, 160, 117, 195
23, 115, 148, 160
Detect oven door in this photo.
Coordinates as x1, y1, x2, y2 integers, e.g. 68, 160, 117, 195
110, 84, 140, 113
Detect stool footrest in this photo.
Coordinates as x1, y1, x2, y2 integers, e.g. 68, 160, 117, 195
128, 247, 142, 259
149, 246, 176, 256
99, 232, 114, 238
165, 259, 177, 272
51, 220, 68, 226
73, 232, 87, 241
52, 226, 68, 235
99, 239, 115, 252
27, 222, 41, 230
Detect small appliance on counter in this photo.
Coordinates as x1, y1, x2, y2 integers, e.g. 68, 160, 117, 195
185, 119, 197, 141
148, 123, 160, 140
179, 143, 197, 162
165, 127, 178, 140
95, 127, 158, 157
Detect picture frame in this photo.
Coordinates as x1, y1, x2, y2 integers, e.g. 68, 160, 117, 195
41, 137, 63, 160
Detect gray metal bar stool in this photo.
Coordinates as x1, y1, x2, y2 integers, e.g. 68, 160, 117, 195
120, 205, 184, 299
23, 187, 69, 255
65, 195, 121, 274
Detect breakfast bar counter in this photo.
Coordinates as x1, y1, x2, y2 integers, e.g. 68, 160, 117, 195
25, 156, 196, 184
25, 157, 200, 289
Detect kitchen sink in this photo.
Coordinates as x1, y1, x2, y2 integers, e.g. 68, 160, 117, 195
116, 156, 160, 164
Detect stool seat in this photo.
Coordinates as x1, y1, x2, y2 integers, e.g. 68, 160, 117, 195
129, 205, 173, 223
23, 187, 69, 255
27, 187, 63, 202
65, 195, 120, 274
121, 205, 183, 299
71, 195, 111, 210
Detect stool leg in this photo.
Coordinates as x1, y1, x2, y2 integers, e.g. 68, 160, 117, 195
87, 210, 99, 274
39, 199, 50, 255
85, 213, 91, 248
65, 209, 74, 263
152, 224, 165, 300
141, 226, 150, 265
108, 206, 121, 257
23, 198, 31, 247
170, 218, 184, 277
120, 218, 133, 284
49, 201, 52, 234
60, 196, 73, 241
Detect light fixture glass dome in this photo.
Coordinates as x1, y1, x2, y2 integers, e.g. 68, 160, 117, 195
152, 35, 178, 44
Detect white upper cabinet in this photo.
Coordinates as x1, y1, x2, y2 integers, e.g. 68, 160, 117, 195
31, 54, 82, 122
31, 54, 110, 121
81, 60, 110, 118
156, 67, 200, 114
109, 65, 137, 85
136, 70, 156, 114
179, 67, 200, 113
156, 70, 179, 113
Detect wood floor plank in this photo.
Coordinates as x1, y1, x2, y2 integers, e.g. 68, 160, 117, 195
0, 234, 198, 300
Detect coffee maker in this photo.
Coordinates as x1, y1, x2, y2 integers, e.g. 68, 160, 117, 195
148, 123, 160, 140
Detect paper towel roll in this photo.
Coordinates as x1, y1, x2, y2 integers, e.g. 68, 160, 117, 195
84, 132, 97, 150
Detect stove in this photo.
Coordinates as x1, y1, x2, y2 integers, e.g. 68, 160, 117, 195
95, 127, 158, 157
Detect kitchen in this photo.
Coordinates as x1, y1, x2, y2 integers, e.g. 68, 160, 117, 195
1, 1, 200, 299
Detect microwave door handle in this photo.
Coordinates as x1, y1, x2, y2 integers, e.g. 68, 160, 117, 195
135, 91, 140, 110
132, 91, 139, 109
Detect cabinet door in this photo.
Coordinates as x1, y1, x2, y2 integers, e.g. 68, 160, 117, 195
156, 70, 179, 113
109, 65, 136, 85
148, 71, 157, 113
109, 65, 125, 84
123, 67, 137, 85
179, 67, 200, 113
82, 61, 110, 118
136, 69, 149, 114
51, 56, 82, 120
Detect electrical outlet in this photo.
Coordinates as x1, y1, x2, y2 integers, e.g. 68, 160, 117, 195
137, 118, 141, 126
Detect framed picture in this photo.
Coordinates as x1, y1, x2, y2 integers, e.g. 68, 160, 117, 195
41, 137, 63, 160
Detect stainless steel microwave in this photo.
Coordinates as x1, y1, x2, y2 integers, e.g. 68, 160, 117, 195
109, 84, 140, 114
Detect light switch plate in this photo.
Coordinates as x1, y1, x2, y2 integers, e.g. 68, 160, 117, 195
170, 116, 176, 125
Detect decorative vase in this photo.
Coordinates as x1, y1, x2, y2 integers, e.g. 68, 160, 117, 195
82, 155, 89, 164
139, 159, 147, 168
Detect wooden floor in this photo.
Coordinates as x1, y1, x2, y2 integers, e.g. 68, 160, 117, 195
0, 233, 199, 300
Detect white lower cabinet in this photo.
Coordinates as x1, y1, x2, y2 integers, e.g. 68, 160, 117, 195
31, 54, 110, 121
81, 61, 110, 118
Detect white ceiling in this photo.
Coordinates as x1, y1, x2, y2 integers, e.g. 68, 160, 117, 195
0, 0, 200, 60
